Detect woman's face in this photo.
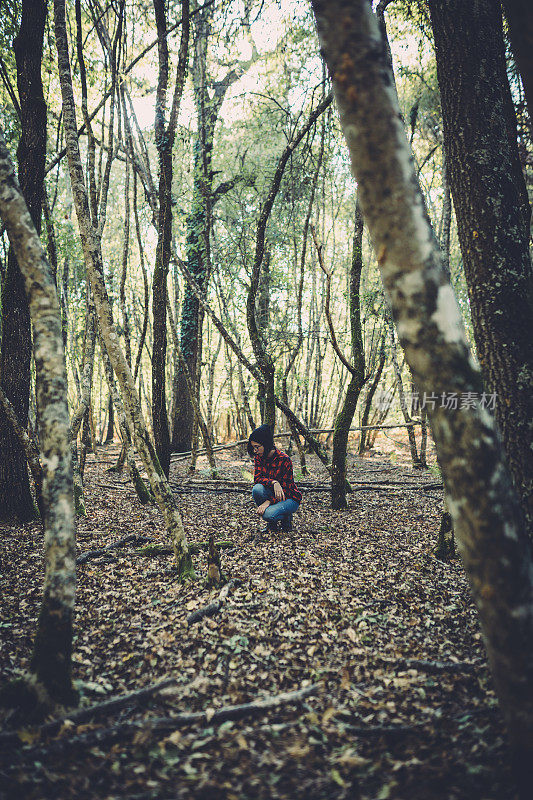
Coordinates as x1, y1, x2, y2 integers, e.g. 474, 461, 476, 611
250, 440, 263, 456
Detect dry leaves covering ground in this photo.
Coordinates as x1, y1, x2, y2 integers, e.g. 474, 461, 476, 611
0, 435, 517, 799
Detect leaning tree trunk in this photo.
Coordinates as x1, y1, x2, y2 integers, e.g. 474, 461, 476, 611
0, 0, 47, 522
311, 0, 533, 785
53, 0, 193, 578
0, 133, 76, 707
429, 0, 533, 538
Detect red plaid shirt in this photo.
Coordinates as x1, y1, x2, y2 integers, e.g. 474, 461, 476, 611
253, 449, 302, 503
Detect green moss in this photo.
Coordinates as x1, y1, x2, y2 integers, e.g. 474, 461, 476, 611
135, 544, 172, 556
176, 550, 196, 582
132, 469, 154, 504
74, 483, 87, 517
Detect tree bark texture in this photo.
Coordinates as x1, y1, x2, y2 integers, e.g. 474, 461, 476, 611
0, 132, 76, 706
53, 0, 193, 578
311, 0, 533, 778
0, 0, 47, 522
428, 0, 533, 537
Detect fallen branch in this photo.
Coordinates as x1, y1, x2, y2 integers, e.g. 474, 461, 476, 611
0, 678, 176, 749
76, 534, 151, 564
187, 579, 238, 625
15, 684, 319, 754
380, 657, 482, 675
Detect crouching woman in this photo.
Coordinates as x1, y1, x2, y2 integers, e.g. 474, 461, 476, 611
248, 424, 302, 532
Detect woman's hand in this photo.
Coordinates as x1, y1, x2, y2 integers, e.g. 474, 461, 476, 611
272, 481, 285, 502
257, 500, 271, 516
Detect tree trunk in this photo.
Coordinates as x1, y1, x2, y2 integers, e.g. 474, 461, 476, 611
429, 0, 533, 537
311, 0, 533, 782
0, 132, 76, 707
358, 337, 386, 454
331, 201, 365, 509
104, 393, 114, 443
0, 0, 47, 522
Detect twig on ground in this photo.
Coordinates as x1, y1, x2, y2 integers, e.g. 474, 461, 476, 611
187, 579, 238, 625
379, 657, 483, 674
77, 534, 151, 564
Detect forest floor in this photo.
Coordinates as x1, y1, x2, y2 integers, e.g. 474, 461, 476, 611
0, 432, 518, 800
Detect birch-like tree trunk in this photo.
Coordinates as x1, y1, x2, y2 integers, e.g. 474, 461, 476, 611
311, 0, 533, 782
0, 132, 76, 707
53, 0, 193, 578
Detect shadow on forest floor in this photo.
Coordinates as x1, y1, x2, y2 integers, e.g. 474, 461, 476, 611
0, 438, 517, 800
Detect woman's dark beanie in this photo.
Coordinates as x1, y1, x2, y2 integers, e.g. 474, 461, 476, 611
247, 424, 275, 457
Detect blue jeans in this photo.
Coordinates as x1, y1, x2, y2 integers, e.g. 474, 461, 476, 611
252, 484, 300, 529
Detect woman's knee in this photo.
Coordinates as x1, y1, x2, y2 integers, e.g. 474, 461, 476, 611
252, 483, 268, 502
262, 505, 277, 522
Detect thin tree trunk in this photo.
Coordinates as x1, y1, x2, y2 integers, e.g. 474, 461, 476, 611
324, 201, 366, 509
386, 312, 421, 468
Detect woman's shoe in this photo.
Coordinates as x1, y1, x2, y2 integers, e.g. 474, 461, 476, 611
263, 521, 279, 533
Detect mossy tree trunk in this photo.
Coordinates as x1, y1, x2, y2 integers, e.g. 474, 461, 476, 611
0, 132, 76, 707
172, 1, 253, 452
246, 94, 333, 436
312, 0, 533, 779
